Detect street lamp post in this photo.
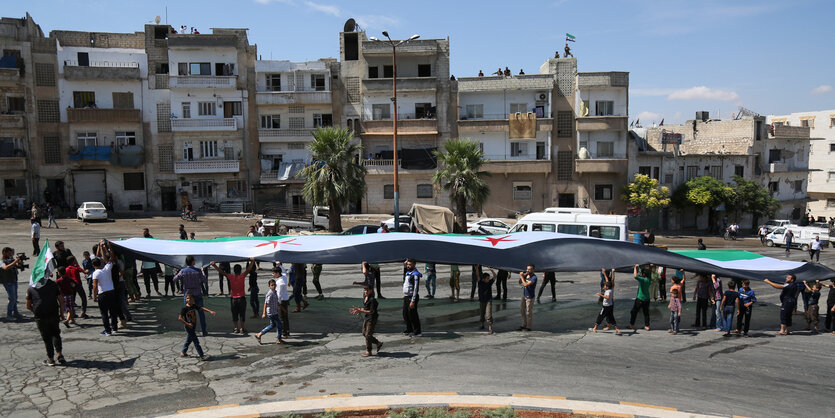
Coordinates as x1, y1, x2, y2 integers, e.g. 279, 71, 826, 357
370, 31, 419, 231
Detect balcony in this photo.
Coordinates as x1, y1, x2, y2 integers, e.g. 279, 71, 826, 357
575, 158, 628, 174
174, 159, 240, 174
457, 74, 554, 93
0, 67, 20, 83
575, 116, 628, 131
577, 72, 629, 88
362, 40, 439, 56
361, 118, 438, 135
63, 60, 140, 80
169, 75, 237, 89
256, 91, 331, 105
458, 116, 553, 133
768, 162, 808, 173
258, 128, 316, 142
0, 157, 26, 171
0, 114, 25, 129
770, 125, 810, 139
362, 77, 438, 92
67, 108, 140, 123
260, 162, 307, 184
361, 150, 437, 174
171, 118, 237, 132
68, 145, 145, 167
483, 159, 551, 174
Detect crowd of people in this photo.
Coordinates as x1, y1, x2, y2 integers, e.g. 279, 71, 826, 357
6, 225, 835, 367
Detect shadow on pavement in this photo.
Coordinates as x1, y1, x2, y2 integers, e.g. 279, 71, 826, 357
63, 357, 137, 370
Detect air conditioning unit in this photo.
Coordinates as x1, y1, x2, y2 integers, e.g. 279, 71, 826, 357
537, 92, 548, 101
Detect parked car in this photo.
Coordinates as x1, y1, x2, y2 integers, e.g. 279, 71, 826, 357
466, 218, 511, 235
76, 202, 108, 221
763, 219, 791, 232
382, 215, 412, 231
341, 224, 380, 235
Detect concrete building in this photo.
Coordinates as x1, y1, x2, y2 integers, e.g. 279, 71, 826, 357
642, 113, 813, 229
337, 24, 454, 214
456, 74, 554, 216
253, 59, 336, 213
144, 25, 257, 212
767, 110, 835, 219
51, 29, 149, 210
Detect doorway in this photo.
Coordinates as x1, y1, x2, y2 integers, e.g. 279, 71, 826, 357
160, 186, 177, 211
558, 193, 575, 208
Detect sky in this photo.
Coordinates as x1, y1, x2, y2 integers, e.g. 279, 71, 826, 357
7, 0, 835, 124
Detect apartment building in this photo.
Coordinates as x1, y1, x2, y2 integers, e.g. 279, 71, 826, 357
253, 59, 336, 213
456, 74, 554, 215
767, 110, 835, 218
337, 24, 454, 214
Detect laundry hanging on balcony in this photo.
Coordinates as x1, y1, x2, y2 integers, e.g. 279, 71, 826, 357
69, 146, 111, 161
509, 112, 536, 139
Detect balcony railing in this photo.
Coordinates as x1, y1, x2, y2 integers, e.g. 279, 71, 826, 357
174, 159, 240, 174
64, 60, 140, 80
67, 108, 140, 123
171, 118, 237, 132
0, 114, 24, 129
575, 115, 628, 131
169, 75, 237, 88
362, 77, 438, 91
256, 91, 331, 105
360, 119, 439, 135
483, 153, 549, 161
575, 158, 628, 174
363, 112, 436, 121
0, 157, 26, 171
0, 67, 21, 82
258, 128, 316, 139
362, 159, 395, 167
64, 60, 139, 68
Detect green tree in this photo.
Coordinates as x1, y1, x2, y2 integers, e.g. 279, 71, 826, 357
622, 174, 671, 229
726, 175, 780, 229
672, 176, 736, 229
433, 138, 490, 232
297, 127, 366, 232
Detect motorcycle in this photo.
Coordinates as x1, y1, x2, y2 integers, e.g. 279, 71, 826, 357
181, 210, 197, 222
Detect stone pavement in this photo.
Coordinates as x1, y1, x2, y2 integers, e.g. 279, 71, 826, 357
0, 216, 833, 417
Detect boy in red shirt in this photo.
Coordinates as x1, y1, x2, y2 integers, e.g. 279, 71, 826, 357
64, 256, 88, 319
210, 258, 255, 334
55, 267, 76, 326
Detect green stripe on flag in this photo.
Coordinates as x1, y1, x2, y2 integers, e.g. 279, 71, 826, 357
29, 239, 53, 287
671, 250, 764, 262
566, 33, 576, 39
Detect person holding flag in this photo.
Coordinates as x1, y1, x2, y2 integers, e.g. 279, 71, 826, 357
564, 33, 575, 57
26, 238, 66, 365
92, 240, 121, 336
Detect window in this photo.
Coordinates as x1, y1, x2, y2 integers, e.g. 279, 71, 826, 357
157, 102, 171, 132
594, 184, 613, 200
557, 224, 588, 236
157, 63, 169, 74
828, 198, 835, 208
416, 184, 433, 198
830, 143, 835, 153
223, 101, 242, 117
224, 146, 234, 160
189, 62, 211, 75
261, 114, 280, 129
112, 92, 134, 109
513, 183, 532, 200
383, 65, 393, 78
686, 166, 698, 180
800, 119, 813, 128
6, 97, 24, 113
510, 103, 528, 114
198, 102, 216, 116
289, 105, 304, 114
344, 32, 359, 60
511, 141, 528, 157
794, 180, 803, 193
414, 103, 433, 119
192, 181, 212, 198
597, 141, 614, 157
288, 143, 305, 149
35, 63, 55, 86
595, 101, 614, 116
831, 117, 835, 128
465, 104, 483, 119
768, 149, 781, 163
734, 165, 744, 177
383, 184, 394, 199
590, 225, 620, 240
266, 74, 281, 91
829, 172, 835, 182
417, 64, 431, 77
368, 67, 379, 79
227, 180, 248, 198
115, 131, 136, 146
346, 77, 360, 104
77, 52, 89, 66
123, 173, 145, 191
709, 165, 722, 179
182, 102, 191, 119
37, 100, 59, 123
289, 117, 305, 129
372, 104, 391, 120
215, 63, 234, 76
76, 132, 96, 148
3, 179, 26, 196
313, 114, 333, 128
768, 181, 779, 194
311, 74, 326, 91
159, 144, 173, 172
557, 151, 572, 180
531, 223, 556, 232
638, 166, 651, 176
652, 167, 660, 180
200, 141, 218, 158
557, 111, 573, 137
43, 136, 61, 164
183, 142, 194, 161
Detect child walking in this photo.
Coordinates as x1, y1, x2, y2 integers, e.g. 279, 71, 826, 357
179, 293, 215, 360
255, 279, 283, 344
593, 280, 620, 334
350, 286, 383, 357
720, 281, 739, 337
668, 288, 682, 334
802, 280, 822, 334
55, 267, 77, 327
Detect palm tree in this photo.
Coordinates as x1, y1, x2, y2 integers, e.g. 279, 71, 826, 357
433, 138, 490, 232
297, 127, 366, 232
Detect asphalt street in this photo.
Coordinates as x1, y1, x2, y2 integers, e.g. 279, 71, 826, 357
0, 215, 833, 417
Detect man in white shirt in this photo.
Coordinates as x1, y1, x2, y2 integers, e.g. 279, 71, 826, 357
92, 240, 120, 335
256, 221, 266, 236
809, 236, 822, 263
758, 225, 769, 246
31, 219, 41, 256
273, 264, 290, 338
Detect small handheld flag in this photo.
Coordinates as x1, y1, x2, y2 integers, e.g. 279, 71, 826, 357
566, 33, 576, 42
29, 239, 55, 287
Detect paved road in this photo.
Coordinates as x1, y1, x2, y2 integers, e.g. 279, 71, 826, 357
0, 216, 832, 417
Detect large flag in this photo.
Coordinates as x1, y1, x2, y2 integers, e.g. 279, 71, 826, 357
108, 234, 835, 282
29, 239, 55, 287
566, 33, 576, 42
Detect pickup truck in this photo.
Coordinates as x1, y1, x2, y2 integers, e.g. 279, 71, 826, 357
262, 206, 329, 231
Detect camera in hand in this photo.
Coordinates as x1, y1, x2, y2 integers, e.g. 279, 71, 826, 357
15, 252, 29, 270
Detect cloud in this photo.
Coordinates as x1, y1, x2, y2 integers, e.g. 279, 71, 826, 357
810, 84, 832, 94
636, 111, 662, 122
305, 1, 341, 17
667, 86, 739, 102
631, 88, 673, 97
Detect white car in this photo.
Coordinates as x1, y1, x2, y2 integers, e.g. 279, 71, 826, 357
77, 201, 108, 221
382, 215, 411, 231
763, 219, 791, 232
467, 218, 511, 235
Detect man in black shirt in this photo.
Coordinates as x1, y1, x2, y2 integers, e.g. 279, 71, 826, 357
537, 271, 557, 303
1, 247, 23, 320
53, 241, 74, 269
350, 286, 382, 357
495, 269, 509, 301
26, 278, 65, 366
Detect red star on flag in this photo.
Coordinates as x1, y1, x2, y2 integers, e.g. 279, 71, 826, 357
473, 235, 517, 247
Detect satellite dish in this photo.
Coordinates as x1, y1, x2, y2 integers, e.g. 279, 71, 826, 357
154, 15, 161, 24
343, 18, 356, 32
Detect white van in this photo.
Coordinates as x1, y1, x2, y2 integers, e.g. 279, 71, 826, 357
509, 212, 628, 241
543, 207, 592, 214
766, 226, 830, 251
